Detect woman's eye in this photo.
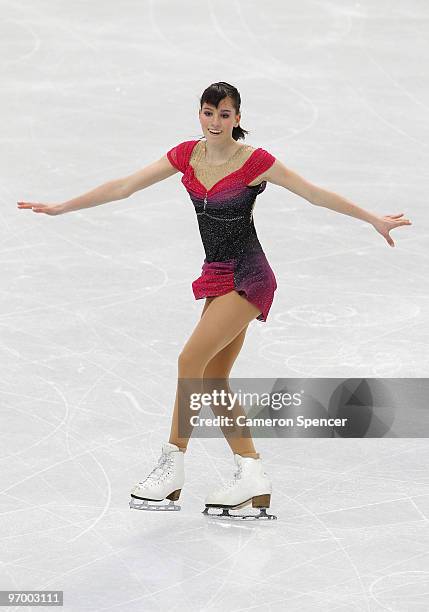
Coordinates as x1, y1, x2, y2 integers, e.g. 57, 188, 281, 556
204, 111, 229, 118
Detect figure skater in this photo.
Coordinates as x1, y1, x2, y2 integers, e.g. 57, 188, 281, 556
17, 81, 412, 520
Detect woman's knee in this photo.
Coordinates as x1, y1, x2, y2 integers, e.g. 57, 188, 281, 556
178, 348, 208, 375
178, 349, 193, 371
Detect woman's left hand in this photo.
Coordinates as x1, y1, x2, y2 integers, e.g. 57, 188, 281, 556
372, 213, 412, 247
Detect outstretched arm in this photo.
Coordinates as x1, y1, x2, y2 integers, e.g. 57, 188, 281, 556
17, 155, 178, 215
119, 155, 178, 198
264, 159, 412, 247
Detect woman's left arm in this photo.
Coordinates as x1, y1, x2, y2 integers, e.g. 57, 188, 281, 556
265, 159, 412, 248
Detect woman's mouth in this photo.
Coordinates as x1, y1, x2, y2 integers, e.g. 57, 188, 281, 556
208, 129, 222, 135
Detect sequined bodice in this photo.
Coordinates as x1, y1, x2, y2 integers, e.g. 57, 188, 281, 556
166, 139, 277, 262
189, 140, 256, 191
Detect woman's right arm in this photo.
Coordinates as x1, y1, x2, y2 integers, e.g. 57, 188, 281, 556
17, 155, 178, 215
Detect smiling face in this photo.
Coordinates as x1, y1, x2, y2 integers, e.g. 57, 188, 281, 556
199, 96, 240, 141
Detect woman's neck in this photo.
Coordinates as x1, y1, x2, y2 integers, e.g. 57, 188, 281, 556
203, 139, 242, 165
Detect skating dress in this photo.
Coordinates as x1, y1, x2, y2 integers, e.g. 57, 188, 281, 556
166, 139, 277, 322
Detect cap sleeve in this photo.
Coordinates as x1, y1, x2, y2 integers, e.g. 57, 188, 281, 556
166, 140, 199, 174
243, 148, 276, 183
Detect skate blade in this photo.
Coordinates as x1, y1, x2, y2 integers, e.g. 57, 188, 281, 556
202, 507, 277, 521
129, 499, 181, 511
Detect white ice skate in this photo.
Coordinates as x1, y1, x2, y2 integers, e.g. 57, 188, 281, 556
203, 454, 277, 520
129, 442, 184, 511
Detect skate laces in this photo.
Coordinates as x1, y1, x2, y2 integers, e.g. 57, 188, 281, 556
222, 463, 243, 490
141, 453, 172, 483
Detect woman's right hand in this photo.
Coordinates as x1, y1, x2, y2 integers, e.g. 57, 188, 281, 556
17, 201, 65, 215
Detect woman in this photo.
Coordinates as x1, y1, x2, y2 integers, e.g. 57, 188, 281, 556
17, 82, 412, 520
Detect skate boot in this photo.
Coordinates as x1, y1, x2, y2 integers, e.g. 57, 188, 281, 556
129, 442, 184, 511
203, 454, 277, 520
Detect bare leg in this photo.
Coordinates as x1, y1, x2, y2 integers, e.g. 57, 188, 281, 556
168, 291, 261, 457
199, 297, 259, 458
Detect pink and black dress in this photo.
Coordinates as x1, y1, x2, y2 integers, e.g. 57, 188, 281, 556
166, 139, 277, 322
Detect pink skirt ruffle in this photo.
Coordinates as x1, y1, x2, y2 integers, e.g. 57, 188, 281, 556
192, 256, 276, 322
